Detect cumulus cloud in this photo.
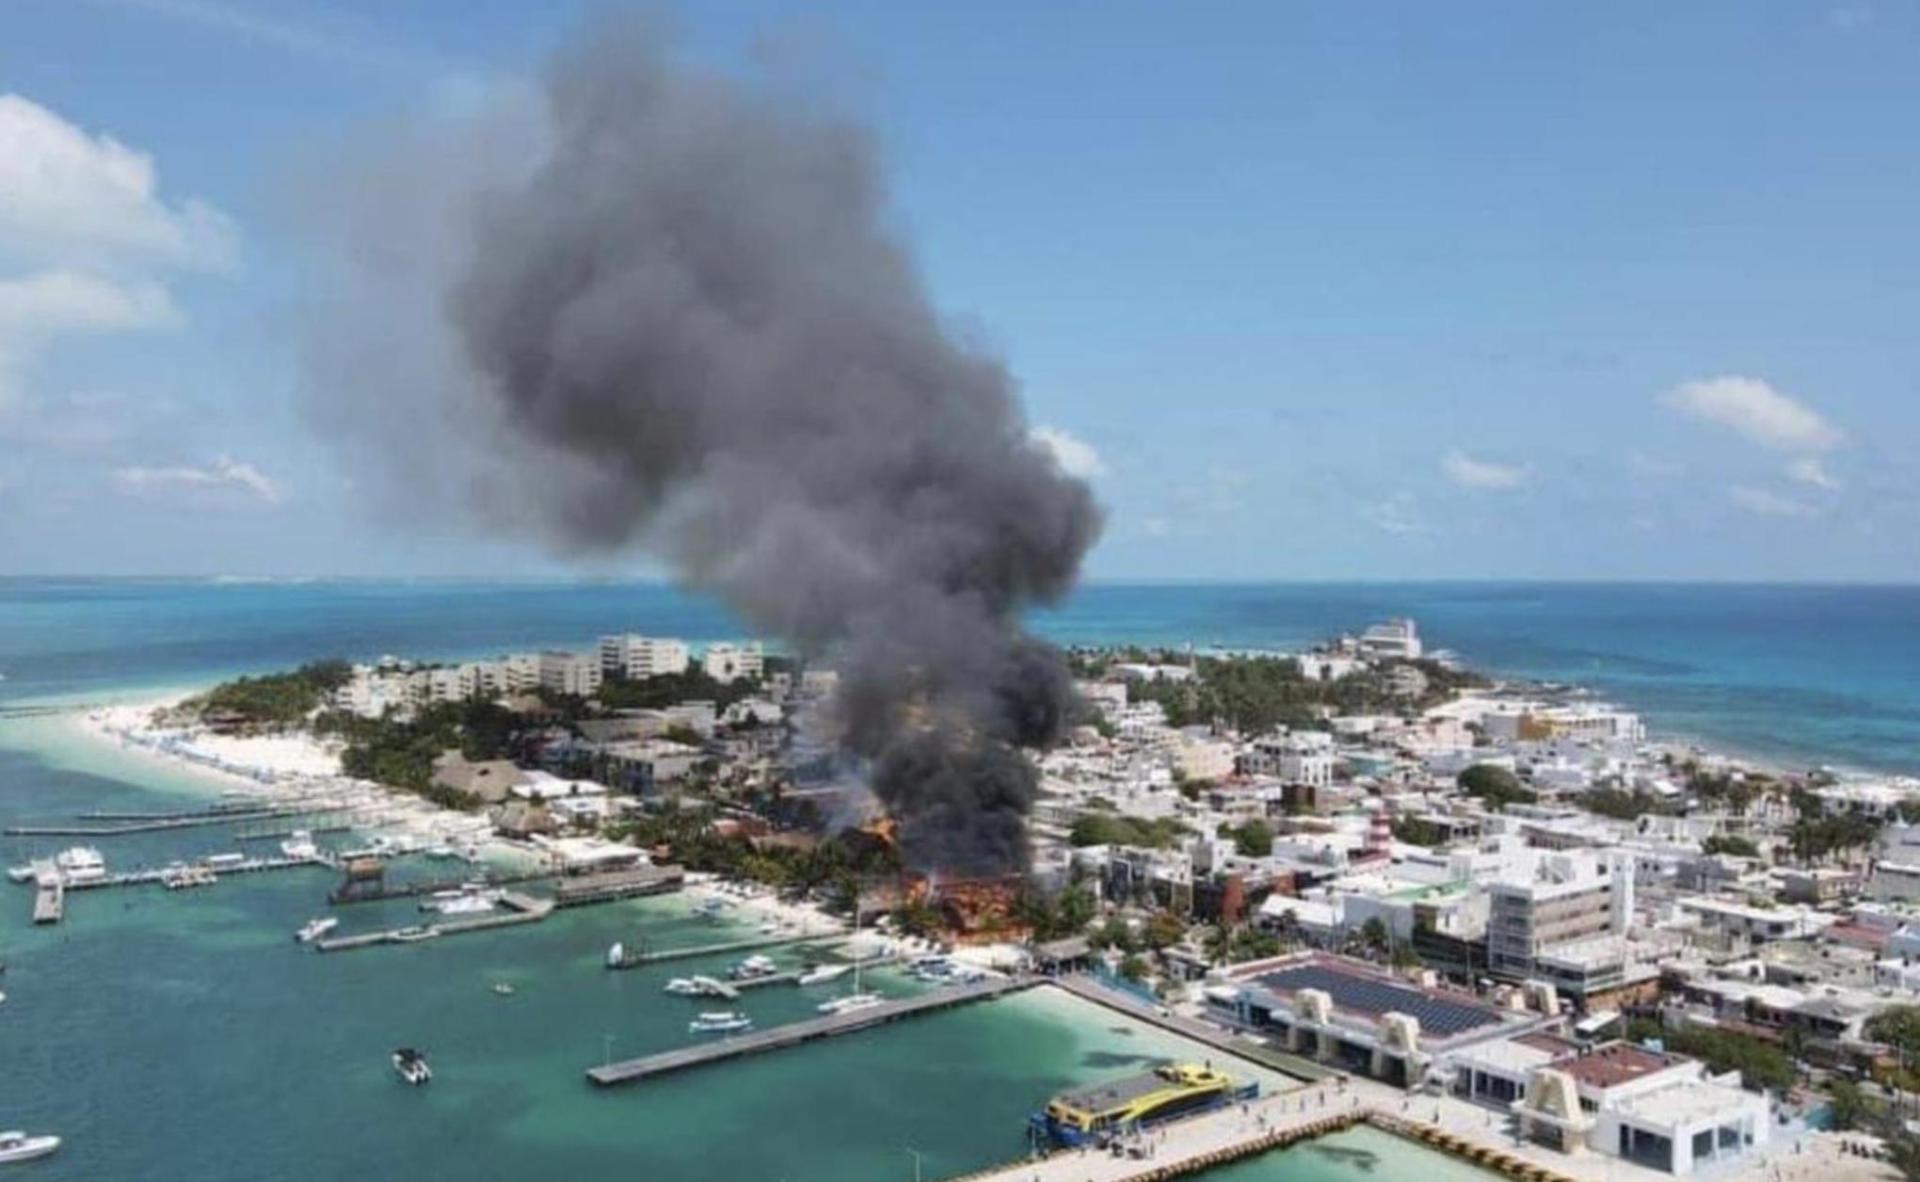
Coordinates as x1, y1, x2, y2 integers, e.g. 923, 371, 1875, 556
1728, 484, 1815, 519
1785, 456, 1841, 491
0, 94, 236, 271
1665, 376, 1844, 453
1442, 448, 1529, 490
112, 456, 282, 504
0, 94, 230, 419
1029, 425, 1105, 480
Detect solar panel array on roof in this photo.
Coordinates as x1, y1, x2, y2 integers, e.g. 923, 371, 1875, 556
1253, 963, 1500, 1037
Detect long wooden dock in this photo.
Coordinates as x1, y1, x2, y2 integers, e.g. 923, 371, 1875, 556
608, 930, 844, 970
326, 867, 555, 905
62, 854, 325, 891
313, 891, 555, 952
5, 807, 312, 837
586, 975, 1038, 1087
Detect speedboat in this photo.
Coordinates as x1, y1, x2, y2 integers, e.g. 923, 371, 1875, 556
728, 954, 777, 981
391, 1047, 432, 1085
662, 978, 702, 996
0, 1131, 60, 1164
5, 865, 34, 884
796, 963, 851, 987
688, 1011, 752, 1035
295, 916, 339, 943
491, 982, 516, 997
606, 941, 627, 968
817, 992, 885, 1017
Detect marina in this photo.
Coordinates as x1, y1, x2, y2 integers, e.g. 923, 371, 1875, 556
587, 975, 1039, 1087
603, 930, 844, 970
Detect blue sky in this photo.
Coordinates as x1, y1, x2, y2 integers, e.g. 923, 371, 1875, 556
2, 0, 1917, 581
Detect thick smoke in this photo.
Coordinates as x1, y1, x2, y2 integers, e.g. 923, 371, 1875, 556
304, 20, 1101, 874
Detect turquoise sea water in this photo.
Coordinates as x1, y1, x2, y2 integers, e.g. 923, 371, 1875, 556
0, 577, 1908, 1179
4, 578, 1916, 771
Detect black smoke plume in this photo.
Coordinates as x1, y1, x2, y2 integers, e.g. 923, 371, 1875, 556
302, 18, 1101, 874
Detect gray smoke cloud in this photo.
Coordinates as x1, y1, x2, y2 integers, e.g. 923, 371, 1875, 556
303, 18, 1101, 874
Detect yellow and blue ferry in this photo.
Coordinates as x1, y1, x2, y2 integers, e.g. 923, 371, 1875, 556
1028, 1063, 1258, 1147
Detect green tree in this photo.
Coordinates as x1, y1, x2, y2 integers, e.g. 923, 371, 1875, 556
1232, 819, 1274, 857
1458, 764, 1535, 810
1702, 834, 1761, 858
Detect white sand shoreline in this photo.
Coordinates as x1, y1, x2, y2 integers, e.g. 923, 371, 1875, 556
68, 691, 510, 859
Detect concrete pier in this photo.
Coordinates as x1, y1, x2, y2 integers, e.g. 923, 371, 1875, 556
5, 807, 312, 836
32, 882, 63, 924
587, 976, 1038, 1086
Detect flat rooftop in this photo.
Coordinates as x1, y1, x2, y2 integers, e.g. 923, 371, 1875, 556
1550, 1042, 1681, 1090
1242, 955, 1505, 1038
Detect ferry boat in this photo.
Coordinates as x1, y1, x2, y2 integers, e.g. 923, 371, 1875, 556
688, 1011, 752, 1035
53, 846, 106, 886
816, 992, 884, 1017
1029, 1064, 1257, 1148
391, 1047, 432, 1086
796, 963, 850, 987
0, 1130, 60, 1164
728, 954, 778, 981
295, 916, 339, 943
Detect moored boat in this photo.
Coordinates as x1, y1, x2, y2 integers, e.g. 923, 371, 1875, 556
295, 916, 339, 943
816, 992, 884, 1016
796, 963, 850, 987
1029, 1063, 1257, 1148
688, 1011, 752, 1035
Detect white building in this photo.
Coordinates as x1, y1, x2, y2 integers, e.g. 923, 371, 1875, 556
502, 653, 542, 695
1359, 618, 1422, 661
702, 642, 764, 684
537, 650, 603, 698
1485, 847, 1635, 984
1244, 730, 1335, 788
1297, 653, 1365, 682
598, 634, 691, 680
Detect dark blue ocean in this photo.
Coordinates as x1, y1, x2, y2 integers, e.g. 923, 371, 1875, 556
1, 578, 1916, 773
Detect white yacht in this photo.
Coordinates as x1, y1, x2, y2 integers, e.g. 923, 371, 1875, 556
796, 963, 851, 987
816, 992, 884, 1017
295, 916, 339, 943
688, 1011, 752, 1035
280, 830, 320, 860
0, 1131, 59, 1164
728, 954, 778, 981
5, 865, 35, 884
53, 847, 106, 886
662, 977, 702, 996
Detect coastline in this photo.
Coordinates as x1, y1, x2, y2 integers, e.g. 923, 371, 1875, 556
58, 689, 512, 861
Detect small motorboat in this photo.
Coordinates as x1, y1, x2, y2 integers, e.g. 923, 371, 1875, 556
390, 926, 441, 943
728, 954, 777, 981
391, 1047, 432, 1086
491, 982, 516, 997
688, 1011, 752, 1035
295, 916, 339, 944
0, 1130, 60, 1164
662, 977, 702, 996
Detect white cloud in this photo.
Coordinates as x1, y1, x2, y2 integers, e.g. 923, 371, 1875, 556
1029, 425, 1105, 480
1364, 492, 1430, 536
0, 94, 235, 271
1665, 376, 1844, 452
1140, 515, 1171, 538
113, 456, 283, 504
1442, 449, 1529, 490
1728, 484, 1815, 519
0, 269, 177, 336
1785, 456, 1841, 491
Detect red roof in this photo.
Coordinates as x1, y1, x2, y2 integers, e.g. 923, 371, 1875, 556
1551, 1042, 1681, 1089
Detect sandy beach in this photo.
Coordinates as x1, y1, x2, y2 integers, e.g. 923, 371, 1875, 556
70, 691, 508, 856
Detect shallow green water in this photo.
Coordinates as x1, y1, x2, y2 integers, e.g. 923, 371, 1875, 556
0, 718, 1495, 1182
